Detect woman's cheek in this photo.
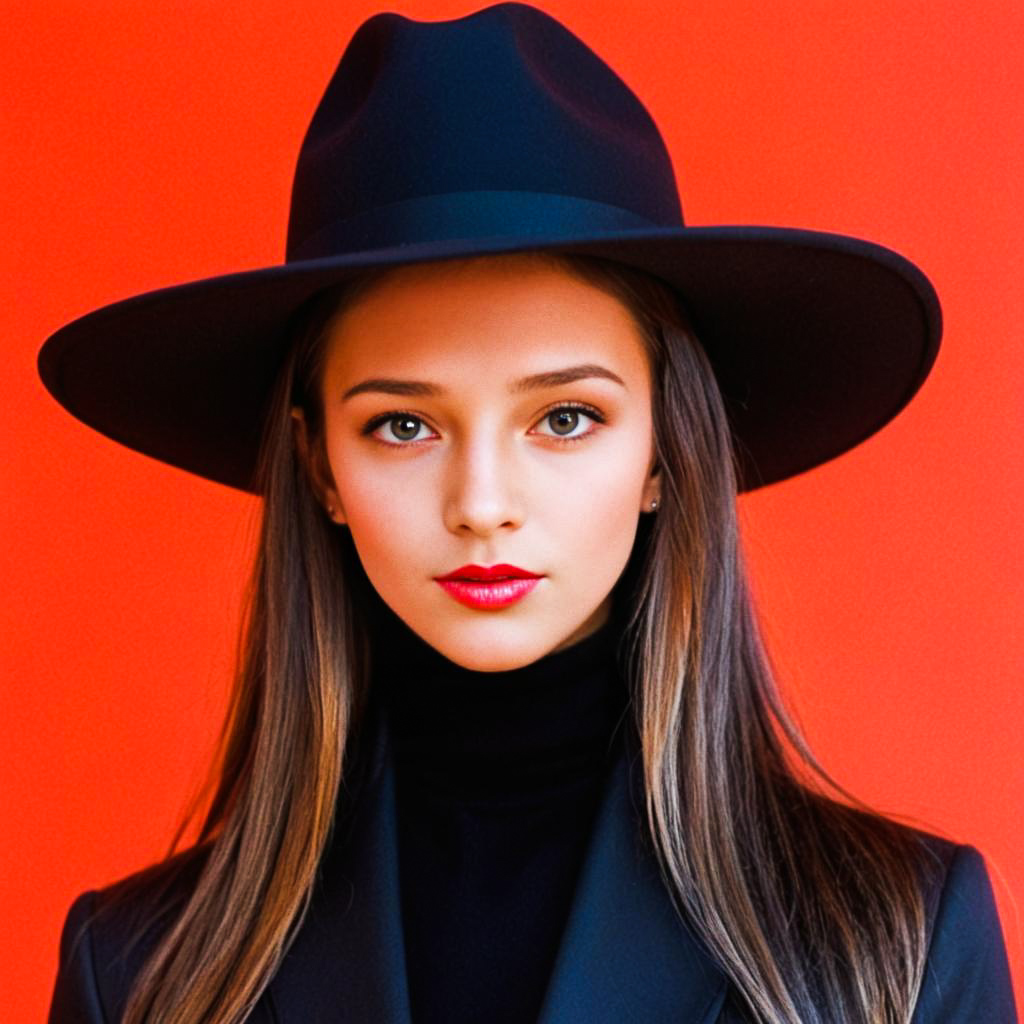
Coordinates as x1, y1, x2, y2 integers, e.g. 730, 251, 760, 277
335, 445, 423, 518
344, 477, 442, 583
580, 432, 651, 517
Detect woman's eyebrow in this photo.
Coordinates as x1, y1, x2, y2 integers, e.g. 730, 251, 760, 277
341, 364, 626, 401
342, 378, 440, 400
511, 364, 626, 392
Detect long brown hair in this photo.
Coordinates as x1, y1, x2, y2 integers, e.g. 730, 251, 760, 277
103, 251, 943, 1023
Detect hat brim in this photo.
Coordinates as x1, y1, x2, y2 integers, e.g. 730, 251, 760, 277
37, 224, 941, 494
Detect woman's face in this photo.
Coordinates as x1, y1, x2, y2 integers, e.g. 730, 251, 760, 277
298, 253, 660, 671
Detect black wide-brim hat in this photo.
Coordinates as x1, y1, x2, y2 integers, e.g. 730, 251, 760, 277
37, 1, 941, 495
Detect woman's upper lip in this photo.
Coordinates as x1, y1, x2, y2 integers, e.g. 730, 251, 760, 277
435, 563, 542, 581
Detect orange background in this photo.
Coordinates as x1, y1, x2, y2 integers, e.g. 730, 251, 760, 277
3, 1, 1021, 1019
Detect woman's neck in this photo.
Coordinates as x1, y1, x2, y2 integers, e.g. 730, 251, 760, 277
368, 603, 632, 803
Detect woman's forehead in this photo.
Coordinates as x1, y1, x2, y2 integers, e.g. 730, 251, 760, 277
320, 253, 651, 383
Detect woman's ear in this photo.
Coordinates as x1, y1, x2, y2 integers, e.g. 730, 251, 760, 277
290, 407, 346, 523
640, 460, 662, 514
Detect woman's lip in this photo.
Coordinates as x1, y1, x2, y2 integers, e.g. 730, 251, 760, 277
435, 577, 541, 610
434, 563, 541, 581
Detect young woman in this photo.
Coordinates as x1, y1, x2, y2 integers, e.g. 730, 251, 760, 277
41, 4, 1016, 1023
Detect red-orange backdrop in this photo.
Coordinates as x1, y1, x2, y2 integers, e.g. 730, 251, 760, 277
4, 1, 1021, 1019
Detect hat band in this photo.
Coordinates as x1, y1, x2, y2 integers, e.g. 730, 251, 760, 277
286, 190, 666, 262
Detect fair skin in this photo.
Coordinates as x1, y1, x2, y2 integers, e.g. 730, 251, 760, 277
293, 253, 661, 671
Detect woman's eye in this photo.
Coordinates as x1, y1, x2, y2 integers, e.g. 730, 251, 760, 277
532, 406, 601, 440
369, 414, 435, 444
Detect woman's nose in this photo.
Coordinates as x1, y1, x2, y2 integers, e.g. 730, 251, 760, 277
442, 433, 525, 538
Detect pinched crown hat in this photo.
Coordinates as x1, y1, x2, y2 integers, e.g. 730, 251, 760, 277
38, 1, 941, 494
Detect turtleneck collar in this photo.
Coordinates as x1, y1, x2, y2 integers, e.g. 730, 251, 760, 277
368, 600, 633, 803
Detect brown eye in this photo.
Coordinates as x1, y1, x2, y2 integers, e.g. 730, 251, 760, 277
548, 409, 580, 435
366, 413, 435, 444
532, 405, 601, 440
389, 415, 423, 441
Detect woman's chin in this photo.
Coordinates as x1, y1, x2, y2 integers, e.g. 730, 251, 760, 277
410, 618, 583, 673
379, 585, 615, 672
431, 634, 556, 672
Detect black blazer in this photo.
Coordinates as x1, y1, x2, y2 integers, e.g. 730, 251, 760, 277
49, 702, 1018, 1023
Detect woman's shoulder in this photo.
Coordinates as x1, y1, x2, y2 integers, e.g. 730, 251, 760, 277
845, 814, 1016, 1022
891, 822, 1004, 943
902, 829, 1018, 1022
796, 789, 995, 911
49, 844, 211, 1024
787, 790, 1017, 1022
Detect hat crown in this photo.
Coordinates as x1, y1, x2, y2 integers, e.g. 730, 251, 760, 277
285, 2, 684, 261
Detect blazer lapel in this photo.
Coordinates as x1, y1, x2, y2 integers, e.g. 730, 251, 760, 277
269, 699, 728, 1024
268, 696, 413, 1024
535, 728, 728, 1024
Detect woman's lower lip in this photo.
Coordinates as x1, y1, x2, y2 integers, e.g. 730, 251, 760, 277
435, 577, 541, 609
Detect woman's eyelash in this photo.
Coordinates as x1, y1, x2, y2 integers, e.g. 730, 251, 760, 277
361, 410, 437, 444
361, 410, 425, 434
540, 401, 605, 421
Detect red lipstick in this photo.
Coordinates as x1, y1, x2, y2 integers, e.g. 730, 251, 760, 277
434, 564, 543, 610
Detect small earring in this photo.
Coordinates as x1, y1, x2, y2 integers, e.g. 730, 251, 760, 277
327, 505, 336, 519
649, 499, 659, 512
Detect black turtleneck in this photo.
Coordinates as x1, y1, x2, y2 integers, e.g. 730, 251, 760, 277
370, 603, 632, 1024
